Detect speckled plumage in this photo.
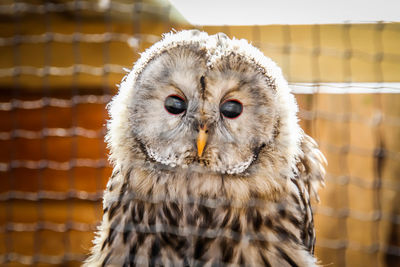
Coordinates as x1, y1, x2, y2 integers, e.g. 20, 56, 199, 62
84, 30, 326, 267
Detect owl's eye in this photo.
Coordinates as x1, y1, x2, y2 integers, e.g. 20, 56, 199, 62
164, 95, 187, 115
220, 100, 243, 119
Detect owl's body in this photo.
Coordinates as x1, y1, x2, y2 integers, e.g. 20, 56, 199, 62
85, 30, 326, 266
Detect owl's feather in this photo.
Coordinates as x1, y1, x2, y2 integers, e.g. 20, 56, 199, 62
84, 30, 326, 267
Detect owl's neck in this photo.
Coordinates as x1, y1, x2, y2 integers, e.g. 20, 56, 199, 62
107, 161, 290, 208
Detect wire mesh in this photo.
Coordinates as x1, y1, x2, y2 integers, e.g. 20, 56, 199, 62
0, 0, 399, 266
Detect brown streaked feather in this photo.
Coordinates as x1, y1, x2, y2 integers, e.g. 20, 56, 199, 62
297, 132, 327, 202
294, 132, 327, 253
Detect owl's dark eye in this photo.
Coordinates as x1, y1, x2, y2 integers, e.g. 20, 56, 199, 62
220, 100, 243, 119
164, 95, 187, 115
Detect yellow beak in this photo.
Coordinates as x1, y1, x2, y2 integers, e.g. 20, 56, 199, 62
196, 126, 208, 157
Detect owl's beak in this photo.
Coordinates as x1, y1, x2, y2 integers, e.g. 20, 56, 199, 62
196, 125, 208, 157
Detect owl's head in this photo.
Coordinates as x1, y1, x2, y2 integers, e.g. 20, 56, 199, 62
107, 30, 302, 180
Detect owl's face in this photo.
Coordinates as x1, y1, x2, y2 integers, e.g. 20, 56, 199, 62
129, 40, 280, 175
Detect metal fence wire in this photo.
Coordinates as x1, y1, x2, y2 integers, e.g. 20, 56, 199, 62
0, 0, 399, 266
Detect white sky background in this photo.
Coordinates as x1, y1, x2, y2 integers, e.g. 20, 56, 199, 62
169, 0, 400, 25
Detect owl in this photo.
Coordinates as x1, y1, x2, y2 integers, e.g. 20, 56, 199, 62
84, 30, 326, 266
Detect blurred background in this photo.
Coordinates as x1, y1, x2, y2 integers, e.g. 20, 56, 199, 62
0, 0, 399, 266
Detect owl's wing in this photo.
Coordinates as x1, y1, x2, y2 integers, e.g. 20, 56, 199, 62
297, 133, 326, 202
295, 133, 326, 254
